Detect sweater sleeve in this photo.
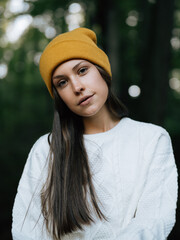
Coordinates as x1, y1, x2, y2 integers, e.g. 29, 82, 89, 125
116, 128, 178, 240
12, 135, 49, 240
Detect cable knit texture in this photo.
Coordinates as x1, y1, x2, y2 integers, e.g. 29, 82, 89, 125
12, 117, 178, 240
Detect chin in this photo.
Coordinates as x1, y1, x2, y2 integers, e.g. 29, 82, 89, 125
78, 109, 101, 118
73, 104, 106, 118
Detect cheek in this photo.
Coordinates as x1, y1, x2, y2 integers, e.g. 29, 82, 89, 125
57, 91, 71, 106
97, 81, 109, 102
89, 73, 108, 94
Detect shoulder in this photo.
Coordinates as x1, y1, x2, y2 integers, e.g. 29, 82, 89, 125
22, 133, 51, 180
29, 133, 50, 156
122, 117, 171, 150
123, 117, 167, 134
122, 118, 175, 172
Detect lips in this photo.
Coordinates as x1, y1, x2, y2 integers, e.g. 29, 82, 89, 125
78, 94, 94, 105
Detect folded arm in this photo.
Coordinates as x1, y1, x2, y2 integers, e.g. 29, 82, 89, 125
116, 130, 178, 240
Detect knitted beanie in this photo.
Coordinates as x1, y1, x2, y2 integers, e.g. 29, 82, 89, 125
39, 27, 112, 97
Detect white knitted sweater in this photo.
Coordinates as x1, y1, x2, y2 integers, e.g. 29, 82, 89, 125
12, 117, 178, 240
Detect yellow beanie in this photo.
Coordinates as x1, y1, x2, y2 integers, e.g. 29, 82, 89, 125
39, 27, 112, 97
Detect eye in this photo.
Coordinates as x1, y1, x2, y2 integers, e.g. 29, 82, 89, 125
78, 67, 88, 75
57, 79, 67, 88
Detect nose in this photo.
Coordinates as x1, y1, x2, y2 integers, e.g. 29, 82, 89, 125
71, 78, 85, 94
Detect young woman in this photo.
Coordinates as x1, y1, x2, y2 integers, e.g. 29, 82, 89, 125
12, 27, 178, 240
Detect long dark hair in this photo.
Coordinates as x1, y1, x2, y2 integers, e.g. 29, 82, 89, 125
41, 64, 129, 240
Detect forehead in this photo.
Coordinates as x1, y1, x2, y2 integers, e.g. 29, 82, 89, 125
53, 59, 90, 75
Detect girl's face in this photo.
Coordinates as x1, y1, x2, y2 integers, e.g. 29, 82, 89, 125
52, 59, 109, 118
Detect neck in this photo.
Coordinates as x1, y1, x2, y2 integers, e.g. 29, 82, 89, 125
83, 106, 120, 134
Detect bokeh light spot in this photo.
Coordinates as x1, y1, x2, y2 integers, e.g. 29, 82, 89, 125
126, 11, 139, 27
66, 2, 85, 31
45, 26, 57, 39
170, 37, 180, 50
0, 63, 8, 79
169, 78, 180, 93
128, 85, 141, 97
7, 0, 30, 14
5, 14, 33, 43
68, 3, 82, 14
33, 52, 42, 66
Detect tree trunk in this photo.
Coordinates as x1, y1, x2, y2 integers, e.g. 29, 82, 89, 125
138, 0, 175, 125
93, 0, 122, 96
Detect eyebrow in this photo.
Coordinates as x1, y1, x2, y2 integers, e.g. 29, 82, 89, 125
52, 60, 87, 80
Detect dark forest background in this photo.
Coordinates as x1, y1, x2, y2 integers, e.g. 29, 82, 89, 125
0, 0, 180, 239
